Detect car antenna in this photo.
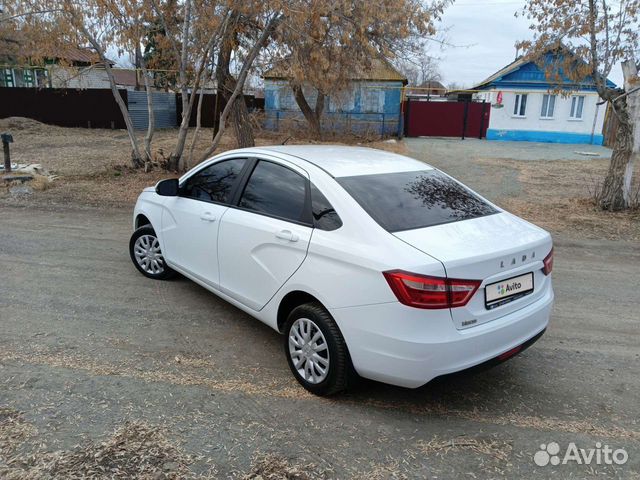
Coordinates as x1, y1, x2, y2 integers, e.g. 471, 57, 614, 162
281, 136, 292, 145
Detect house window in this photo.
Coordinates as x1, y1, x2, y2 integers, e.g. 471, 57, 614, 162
278, 86, 296, 110
329, 88, 355, 112
361, 87, 384, 113
22, 69, 35, 87
513, 93, 527, 117
570, 95, 585, 119
1, 68, 15, 87
540, 94, 556, 118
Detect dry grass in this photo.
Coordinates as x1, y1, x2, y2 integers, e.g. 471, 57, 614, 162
476, 156, 640, 241
1, 420, 211, 480
0, 117, 407, 209
416, 436, 512, 462
0, 408, 38, 461
241, 454, 327, 480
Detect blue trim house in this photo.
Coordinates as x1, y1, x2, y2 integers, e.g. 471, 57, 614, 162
473, 50, 615, 145
263, 59, 407, 136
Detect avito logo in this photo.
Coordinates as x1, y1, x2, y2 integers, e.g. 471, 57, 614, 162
497, 281, 522, 295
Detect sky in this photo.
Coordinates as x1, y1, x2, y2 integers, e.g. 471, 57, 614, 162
435, 0, 625, 88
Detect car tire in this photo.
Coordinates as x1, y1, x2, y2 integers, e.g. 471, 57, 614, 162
284, 302, 351, 396
129, 225, 176, 280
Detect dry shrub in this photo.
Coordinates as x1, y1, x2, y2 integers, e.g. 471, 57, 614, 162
29, 175, 51, 191
588, 175, 640, 210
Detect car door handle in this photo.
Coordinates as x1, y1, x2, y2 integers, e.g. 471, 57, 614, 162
275, 229, 299, 242
200, 212, 217, 222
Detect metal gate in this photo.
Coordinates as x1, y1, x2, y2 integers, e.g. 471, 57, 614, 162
127, 91, 177, 130
405, 100, 490, 139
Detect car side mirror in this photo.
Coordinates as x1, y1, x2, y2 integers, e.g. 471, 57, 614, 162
156, 178, 179, 196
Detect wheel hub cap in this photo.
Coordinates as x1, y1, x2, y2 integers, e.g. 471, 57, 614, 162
134, 234, 165, 275
288, 318, 330, 384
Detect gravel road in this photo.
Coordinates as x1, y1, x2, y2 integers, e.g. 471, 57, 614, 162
1, 203, 638, 478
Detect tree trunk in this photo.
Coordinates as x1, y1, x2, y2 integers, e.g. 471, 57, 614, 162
139, 54, 155, 168
229, 96, 254, 148
216, 18, 254, 148
291, 84, 324, 139
622, 60, 639, 206
82, 27, 144, 168
167, 0, 192, 172
186, 84, 205, 170
599, 97, 634, 211
199, 15, 281, 162
599, 60, 638, 211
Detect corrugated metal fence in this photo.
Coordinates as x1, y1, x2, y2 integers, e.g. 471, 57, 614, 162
127, 91, 177, 130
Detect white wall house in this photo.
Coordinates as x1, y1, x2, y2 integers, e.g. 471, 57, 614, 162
0, 46, 112, 90
474, 50, 615, 145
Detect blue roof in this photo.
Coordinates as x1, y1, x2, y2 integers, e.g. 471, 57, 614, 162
474, 50, 616, 91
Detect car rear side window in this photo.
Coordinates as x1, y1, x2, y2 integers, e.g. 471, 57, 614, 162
337, 170, 498, 232
311, 183, 342, 231
239, 161, 308, 223
181, 158, 246, 204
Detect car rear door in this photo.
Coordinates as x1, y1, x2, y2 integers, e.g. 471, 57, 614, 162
217, 159, 313, 310
160, 158, 248, 287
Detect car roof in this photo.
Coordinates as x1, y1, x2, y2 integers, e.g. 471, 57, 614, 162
255, 145, 432, 178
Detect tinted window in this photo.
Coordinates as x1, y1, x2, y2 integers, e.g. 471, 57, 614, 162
239, 161, 308, 223
311, 183, 342, 231
181, 158, 245, 203
337, 170, 498, 232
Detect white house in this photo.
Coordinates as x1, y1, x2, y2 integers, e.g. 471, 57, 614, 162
473, 50, 615, 145
1, 46, 112, 90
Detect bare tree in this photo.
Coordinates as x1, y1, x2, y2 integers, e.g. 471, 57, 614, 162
519, 0, 640, 210
10, 0, 158, 168
199, 13, 282, 162
214, 9, 255, 148
270, 0, 450, 138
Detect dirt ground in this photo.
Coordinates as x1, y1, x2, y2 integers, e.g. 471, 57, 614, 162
1, 118, 638, 242
1, 121, 639, 478
405, 137, 640, 242
0, 117, 406, 210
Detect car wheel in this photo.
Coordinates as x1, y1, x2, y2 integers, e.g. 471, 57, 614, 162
284, 302, 350, 396
129, 225, 175, 280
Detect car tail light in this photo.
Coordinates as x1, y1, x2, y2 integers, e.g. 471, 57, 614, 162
383, 270, 481, 309
542, 247, 554, 276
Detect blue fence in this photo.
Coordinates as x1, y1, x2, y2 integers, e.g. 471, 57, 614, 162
264, 111, 400, 138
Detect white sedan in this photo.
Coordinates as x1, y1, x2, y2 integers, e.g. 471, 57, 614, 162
130, 146, 554, 395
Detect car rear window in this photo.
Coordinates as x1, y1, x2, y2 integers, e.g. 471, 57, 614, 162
337, 170, 498, 232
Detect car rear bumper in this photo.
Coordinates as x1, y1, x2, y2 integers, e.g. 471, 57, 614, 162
330, 285, 553, 388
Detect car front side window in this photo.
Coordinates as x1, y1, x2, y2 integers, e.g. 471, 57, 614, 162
180, 158, 246, 204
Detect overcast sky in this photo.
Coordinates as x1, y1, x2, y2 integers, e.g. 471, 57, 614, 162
436, 0, 625, 88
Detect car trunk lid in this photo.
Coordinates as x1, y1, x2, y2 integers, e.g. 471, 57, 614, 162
393, 212, 552, 329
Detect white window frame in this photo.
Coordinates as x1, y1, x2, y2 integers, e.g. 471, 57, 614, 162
512, 93, 527, 117
569, 95, 585, 120
540, 94, 556, 119
2, 68, 16, 88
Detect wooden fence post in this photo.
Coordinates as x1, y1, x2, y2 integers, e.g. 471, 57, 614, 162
2, 133, 13, 173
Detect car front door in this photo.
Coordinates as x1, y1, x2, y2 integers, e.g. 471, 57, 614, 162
161, 157, 247, 287
218, 159, 313, 310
